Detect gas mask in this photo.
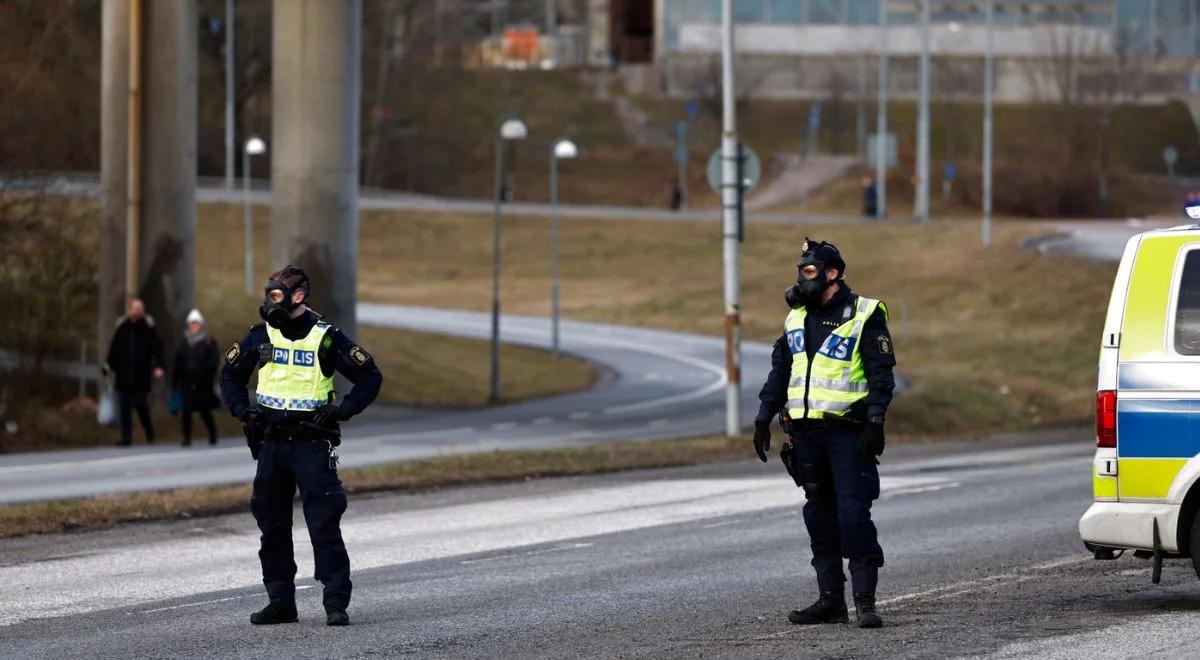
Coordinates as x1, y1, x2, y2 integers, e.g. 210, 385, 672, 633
259, 267, 310, 327
784, 239, 845, 308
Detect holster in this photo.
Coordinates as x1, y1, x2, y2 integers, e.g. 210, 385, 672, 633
780, 442, 804, 488
300, 421, 342, 447
243, 418, 267, 460
778, 410, 794, 435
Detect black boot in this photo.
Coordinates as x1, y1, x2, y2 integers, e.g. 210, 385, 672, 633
788, 591, 849, 624
250, 602, 298, 625
854, 593, 883, 629
326, 608, 350, 626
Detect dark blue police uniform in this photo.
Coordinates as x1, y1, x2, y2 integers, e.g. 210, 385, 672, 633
757, 284, 896, 596
221, 309, 382, 613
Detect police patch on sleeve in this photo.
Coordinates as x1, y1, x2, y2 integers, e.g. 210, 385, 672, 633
876, 335, 893, 355
225, 343, 241, 363
348, 345, 371, 366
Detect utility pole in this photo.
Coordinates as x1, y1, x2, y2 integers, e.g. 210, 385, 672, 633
983, 0, 994, 247
876, 0, 888, 221
224, 0, 234, 190
125, 0, 143, 307
856, 54, 867, 161
914, 0, 931, 222
720, 0, 741, 437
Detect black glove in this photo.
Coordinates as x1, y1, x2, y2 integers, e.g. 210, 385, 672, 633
753, 422, 771, 462
312, 403, 343, 428
859, 417, 886, 464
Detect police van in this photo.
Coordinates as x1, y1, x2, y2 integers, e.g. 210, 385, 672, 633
1080, 224, 1200, 582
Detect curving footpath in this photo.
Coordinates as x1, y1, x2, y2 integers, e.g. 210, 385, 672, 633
1025, 218, 1177, 262
0, 304, 772, 504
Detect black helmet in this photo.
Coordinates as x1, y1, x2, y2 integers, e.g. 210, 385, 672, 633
798, 238, 846, 280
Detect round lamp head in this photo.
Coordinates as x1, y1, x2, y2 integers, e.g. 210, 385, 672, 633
553, 139, 579, 160
245, 136, 267, 155
499, 119, 528, 141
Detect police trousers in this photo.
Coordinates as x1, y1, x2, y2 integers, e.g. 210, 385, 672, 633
250, 434, 351, 611
791, 421, 884, 596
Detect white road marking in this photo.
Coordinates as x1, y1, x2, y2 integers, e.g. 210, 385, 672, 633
878, 556, 1091, 608
702, 518, 752, 529
882, 482, 962, 498
133, 586, 314, 615
460, 542, 595, 565
567, 411, 592, 420
491, 422, 518, 431
532, 417, 555, 426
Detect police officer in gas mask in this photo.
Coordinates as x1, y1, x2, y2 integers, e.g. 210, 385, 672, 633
753, 239, 896, 629
220, 265, 382, 627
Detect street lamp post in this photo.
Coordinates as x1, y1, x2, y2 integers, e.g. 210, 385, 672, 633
489, 118, 528, 403
243, 136, 266, 295
550, 138, 578, 356
915, 0, 931, 222
224, 0, 235, 190
876, 0, 889, 221
983, 0, 995, 247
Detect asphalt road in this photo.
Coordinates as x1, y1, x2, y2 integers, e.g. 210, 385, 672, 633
17, 172, 865, 224
0, 305, 772, 504
6, 428, 1197, 659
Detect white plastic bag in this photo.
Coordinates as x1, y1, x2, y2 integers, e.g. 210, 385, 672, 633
97, 382, 117, 426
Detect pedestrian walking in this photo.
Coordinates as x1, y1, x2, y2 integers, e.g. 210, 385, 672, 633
173, 309, 220, 446
104, 298, 165, 446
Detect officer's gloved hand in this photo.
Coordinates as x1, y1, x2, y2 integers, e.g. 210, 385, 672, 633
858, 416, 886, 464
312, 403, 343, 429
753, 422, 771, 462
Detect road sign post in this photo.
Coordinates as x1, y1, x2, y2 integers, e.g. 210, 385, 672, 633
719, 0, 740, 438
707, 145, 761, 199
675, 120, 689, 208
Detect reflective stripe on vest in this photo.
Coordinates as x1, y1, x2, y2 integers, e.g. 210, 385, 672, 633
784, 295, 886, 420
255, 322, 335, 412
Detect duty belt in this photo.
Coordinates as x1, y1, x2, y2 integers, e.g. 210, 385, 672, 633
265, 419, 341, 443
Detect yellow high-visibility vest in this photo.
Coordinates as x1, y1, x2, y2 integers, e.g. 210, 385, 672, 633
784, 296, 885, 420
255, 322, 335, 411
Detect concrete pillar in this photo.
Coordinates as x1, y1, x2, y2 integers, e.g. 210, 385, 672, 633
588, 0, 610, 67
141, 0, 198, 367
99, 0, 131, 358
99, 0, 197, 371
271, 0, 362, 339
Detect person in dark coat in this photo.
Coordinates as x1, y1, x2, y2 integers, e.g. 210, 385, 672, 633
173, 308, 221, 446
104, 298, 165, 446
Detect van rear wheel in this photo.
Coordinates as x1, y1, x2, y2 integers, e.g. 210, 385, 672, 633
1191, 507, 1200, 580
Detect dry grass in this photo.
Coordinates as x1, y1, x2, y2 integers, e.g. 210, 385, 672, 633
352, 209, 1114, 438
0, 433, 749, 538
0, 201, 597, 452
194, 203, 599, 410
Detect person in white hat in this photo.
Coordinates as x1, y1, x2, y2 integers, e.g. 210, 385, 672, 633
172, 308, 221, 446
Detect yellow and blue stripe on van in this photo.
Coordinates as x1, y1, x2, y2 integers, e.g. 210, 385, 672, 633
1115, 233, 1200, 500
1116, 399, 1194, 499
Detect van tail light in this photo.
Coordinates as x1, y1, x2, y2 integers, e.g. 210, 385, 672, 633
1096, 390, 1117, 448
